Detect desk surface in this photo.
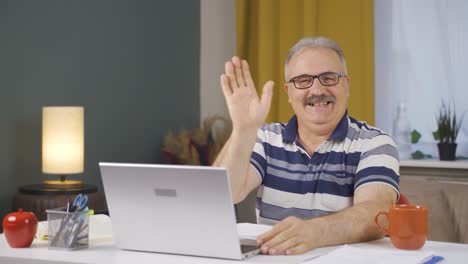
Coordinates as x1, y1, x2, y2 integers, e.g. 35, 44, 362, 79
1, 235, 467, 264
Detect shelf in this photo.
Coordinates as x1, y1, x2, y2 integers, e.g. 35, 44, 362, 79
400, 160, 468, 170
400, 159, 468, 182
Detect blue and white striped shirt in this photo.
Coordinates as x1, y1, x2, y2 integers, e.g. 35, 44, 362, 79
250, 113, 400, 225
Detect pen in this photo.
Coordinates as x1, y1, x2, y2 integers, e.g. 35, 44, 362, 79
65, 218, 84, 248
66, 198, 70, 212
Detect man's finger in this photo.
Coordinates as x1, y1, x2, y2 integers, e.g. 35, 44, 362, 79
263, 232, 290, 255
232, 56, 245, 87
257, 218, 287, 247
285, 243, 309, 255
225, 61, 238, 89
270, 236, 301, 255
262, 223, 297, 254
220, 74, 233, 98
242, 60, 255, 89
260, 81, 274, 111
257, 224, 280, 244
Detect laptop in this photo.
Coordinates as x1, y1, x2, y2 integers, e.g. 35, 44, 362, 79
99, 162, 260, 260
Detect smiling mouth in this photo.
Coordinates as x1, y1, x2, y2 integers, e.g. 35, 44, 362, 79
304, 95, 336, 107
306, 101, 333, 107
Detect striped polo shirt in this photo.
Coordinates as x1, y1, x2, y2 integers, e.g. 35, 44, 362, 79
250, 113, 400, 225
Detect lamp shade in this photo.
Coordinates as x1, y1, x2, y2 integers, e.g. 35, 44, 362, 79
42, 106, 84, 174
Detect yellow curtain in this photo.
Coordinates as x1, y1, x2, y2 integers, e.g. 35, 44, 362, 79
236, 0, 374, 124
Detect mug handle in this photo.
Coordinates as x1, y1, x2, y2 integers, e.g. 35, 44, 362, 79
374, 211, 390, 235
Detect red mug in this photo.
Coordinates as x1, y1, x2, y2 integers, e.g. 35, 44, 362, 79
374, 204, 428, 250
2, 208, 38, 248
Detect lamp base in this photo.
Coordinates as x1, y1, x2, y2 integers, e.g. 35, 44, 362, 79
42, 180, 82, 189
16, 184, 102, 221
19, 183, 97, 195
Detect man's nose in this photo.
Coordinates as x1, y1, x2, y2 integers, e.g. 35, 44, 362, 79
308, 78, 326, 95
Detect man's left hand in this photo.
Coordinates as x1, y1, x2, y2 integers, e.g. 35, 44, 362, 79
256, 216, 316, 255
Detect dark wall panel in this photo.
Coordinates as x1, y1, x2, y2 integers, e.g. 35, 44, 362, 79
0, 0, 200, 223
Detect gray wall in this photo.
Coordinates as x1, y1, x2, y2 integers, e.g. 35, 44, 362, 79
0, 0, 200, 225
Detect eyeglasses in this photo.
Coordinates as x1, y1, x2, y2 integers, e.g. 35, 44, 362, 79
288, 72, 347, 89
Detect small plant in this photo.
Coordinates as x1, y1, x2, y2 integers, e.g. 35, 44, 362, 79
433, 102, 464, 143
410, 130, 432, 160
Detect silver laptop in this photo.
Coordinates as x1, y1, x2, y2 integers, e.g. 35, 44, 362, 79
99, 162, 260, 260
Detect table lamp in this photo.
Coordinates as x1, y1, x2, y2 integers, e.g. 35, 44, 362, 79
42, 106, 84, 188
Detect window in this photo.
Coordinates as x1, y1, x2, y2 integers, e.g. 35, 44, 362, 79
375, 0, 468, 158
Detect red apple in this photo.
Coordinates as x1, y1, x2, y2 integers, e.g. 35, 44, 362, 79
2, 208, 38, 248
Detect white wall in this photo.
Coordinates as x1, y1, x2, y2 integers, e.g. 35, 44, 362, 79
200, 0, 235, 122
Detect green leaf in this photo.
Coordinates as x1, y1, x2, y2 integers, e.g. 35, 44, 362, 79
411, 150, 425, 160
434, 101, 464, 143
411, 150, 432, 160
411, 130, 421, 144
432, 130, 440, 141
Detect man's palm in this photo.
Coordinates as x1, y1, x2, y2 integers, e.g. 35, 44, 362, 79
220, 57, 274, 132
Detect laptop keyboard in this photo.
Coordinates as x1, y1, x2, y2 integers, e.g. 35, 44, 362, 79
240, 244, 260, 253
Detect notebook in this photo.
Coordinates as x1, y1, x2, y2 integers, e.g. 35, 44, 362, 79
301, 244, 444, 264
99, 162, 260, 260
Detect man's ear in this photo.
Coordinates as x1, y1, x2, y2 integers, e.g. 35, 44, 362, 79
284, 83, 291, 103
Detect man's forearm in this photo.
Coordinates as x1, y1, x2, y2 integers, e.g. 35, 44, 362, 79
212, 136, 231, 167
257, 185, 396, 255
306, 200, 389, 248
213, 129, 258, 203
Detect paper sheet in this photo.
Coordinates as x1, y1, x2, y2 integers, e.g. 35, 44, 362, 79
303, 244, 438, 264
236, 223, 272, 240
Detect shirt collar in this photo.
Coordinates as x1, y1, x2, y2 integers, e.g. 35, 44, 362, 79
329, 111, 349, 141
283, 115, 299, 143
283, 111, 349, 143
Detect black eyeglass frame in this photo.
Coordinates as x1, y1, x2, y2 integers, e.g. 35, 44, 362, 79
287, 72, 347, 89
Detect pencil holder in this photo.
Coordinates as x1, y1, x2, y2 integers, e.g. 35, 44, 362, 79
46, 208, 89, 250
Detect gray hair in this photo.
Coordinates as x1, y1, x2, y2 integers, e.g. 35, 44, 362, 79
284, 36, 347, 81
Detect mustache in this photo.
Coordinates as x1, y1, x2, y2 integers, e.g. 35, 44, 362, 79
304, 95, 336, 105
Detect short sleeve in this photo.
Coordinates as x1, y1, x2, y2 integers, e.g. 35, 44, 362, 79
250, 126, 267, 182
354, 133, 400, 199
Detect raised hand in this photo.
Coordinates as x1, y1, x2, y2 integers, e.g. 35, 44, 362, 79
220, 56, 274, 132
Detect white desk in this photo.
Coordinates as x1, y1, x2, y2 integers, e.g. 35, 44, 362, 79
1, 235, 467, 263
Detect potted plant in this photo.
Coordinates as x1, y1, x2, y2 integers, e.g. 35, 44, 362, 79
161, 115, 231, 165
433, 102, 464, 161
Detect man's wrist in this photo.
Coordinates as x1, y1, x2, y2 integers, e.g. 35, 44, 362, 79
304, 216, 326, 248
231, 127, 258, 140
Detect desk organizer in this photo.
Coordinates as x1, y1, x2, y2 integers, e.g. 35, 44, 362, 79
46, 208, 89, 250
